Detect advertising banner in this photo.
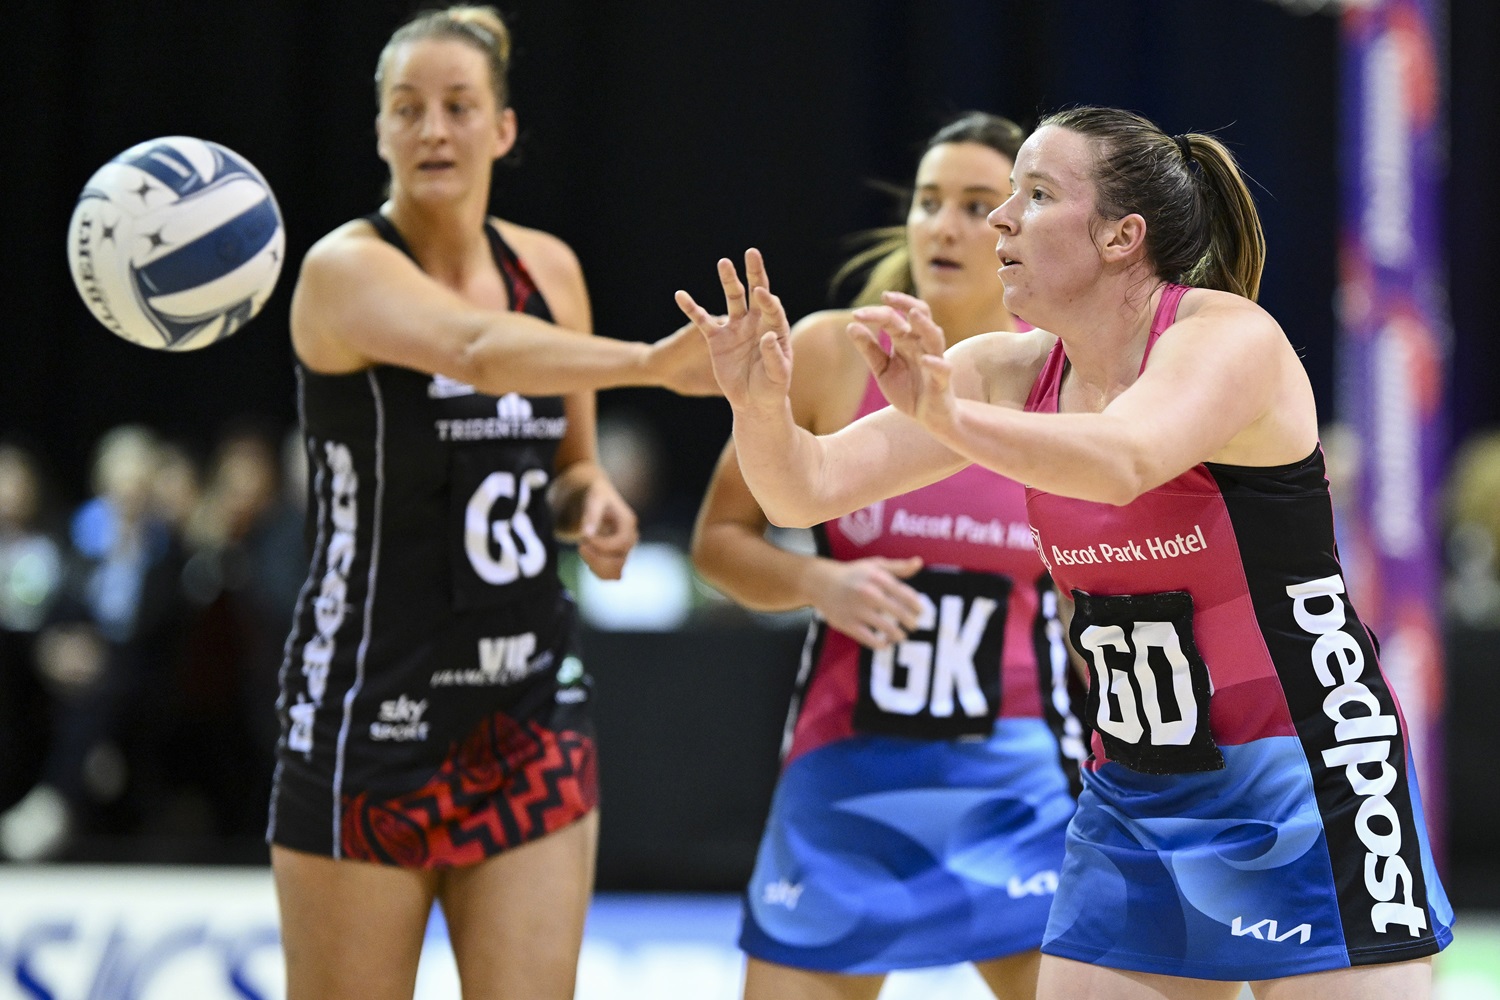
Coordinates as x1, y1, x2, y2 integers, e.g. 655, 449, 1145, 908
0, 869, 995, 1000
1336, 0, 1448, 855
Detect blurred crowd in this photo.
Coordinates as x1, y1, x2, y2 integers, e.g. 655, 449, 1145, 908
2, 416, 1496, 864
0, 423, 306, 861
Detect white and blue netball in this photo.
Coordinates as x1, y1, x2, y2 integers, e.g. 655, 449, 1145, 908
66, 136, 284, 351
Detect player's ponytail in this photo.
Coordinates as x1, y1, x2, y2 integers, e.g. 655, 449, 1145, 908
1182, 132, 1265, 301
1040, 107, 1265, 301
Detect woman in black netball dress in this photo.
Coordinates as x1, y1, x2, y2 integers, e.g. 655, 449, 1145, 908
266, 7, 710, 999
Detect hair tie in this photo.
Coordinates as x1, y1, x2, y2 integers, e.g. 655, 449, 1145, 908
451, 19, 497, 50
1173, 133, 1193, 163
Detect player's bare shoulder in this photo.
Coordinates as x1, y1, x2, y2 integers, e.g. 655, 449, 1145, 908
1172, 286, 1287, 353
491, 218, 589, 331
949, 326, 1057, 407
491, 219, 582, 286
790, 308, 860, 366
290, 219, 402, 372
301, 217, 383, 274
1174, 285, 1277, 328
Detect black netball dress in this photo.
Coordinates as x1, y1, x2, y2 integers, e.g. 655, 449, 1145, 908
267, 213, 596, 867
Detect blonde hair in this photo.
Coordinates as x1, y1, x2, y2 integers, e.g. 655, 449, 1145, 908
375, 5, 513, 110
835, 224, 915, 308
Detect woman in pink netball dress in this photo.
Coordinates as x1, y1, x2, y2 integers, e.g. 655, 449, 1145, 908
679, 106, 1451, 1000
268, 7, 711, 1000
692, 113, 1083, 1000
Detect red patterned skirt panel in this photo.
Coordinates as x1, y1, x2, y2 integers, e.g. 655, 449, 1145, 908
340, 712, 597, 868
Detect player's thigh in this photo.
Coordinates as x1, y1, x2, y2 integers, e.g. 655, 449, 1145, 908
1249, 957, 1431, 1000
742, 957, 885, 1000
974, 948, 1042, 1000
271, 844, 437, 1000
1037, 954, 1243, 1000
437, 809, 599, 1000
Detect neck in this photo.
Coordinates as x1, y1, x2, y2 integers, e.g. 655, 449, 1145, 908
1051, 272, 1167, 390
927, 295, 1019, 348
383, 191, 492, 282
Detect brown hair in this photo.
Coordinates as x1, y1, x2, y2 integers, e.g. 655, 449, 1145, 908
835, 112, 1027, 307
375, 5, 513, 110
1038, 106, 1265, 300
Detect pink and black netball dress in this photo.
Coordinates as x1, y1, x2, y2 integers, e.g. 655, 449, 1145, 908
740, 369, 1084, 974
1024, 283, 1452, 979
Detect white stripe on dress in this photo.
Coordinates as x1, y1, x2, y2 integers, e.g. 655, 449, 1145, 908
330, 369, 386, 858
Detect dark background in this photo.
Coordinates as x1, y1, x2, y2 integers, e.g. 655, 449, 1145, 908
9, 0, 1497, 507
4, 1, 1497, 898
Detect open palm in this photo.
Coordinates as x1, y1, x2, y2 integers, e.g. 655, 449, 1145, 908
675, 248, 793, 413
848, 292, 958, 430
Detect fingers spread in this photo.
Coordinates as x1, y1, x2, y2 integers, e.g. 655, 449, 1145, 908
674, 289, 714, 329
752, 286, 787, 330
718, 257, 748, 320
851, 305, 909, 334
881, 290, 926, 314
890, 319, 941, 358
919, 354, 954, 390
847, 322, 890, 375
884, 584, 925, 629
745, 247, 769, 293
758, 329, 792, 383
908, 308, 946, 352
859, 613, 906, 650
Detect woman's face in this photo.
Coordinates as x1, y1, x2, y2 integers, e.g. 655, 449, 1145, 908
987, 125, 1108, 319
906, 141, 1015, 306
376, 38, 514, 205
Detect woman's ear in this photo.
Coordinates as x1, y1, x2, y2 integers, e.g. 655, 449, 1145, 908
1098, 212, 1148, 265
494, 107, 518, 160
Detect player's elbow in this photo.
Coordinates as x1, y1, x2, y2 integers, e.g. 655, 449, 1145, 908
455, 330, 520, 394
688, 529, 752, 607
688, 525, 722, 579
1113, 454, 1190, 505
761, 506, 817, 530
1096, 478, 1146, 507
1090, 442, 1156, 507
454, 320, 559, 396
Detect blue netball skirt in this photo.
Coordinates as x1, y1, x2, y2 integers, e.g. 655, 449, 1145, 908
740, 717, 1076, 974
1041, 736, 1454, 981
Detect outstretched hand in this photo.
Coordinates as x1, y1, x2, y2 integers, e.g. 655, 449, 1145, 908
848, 291, 959, 433
647, 317, 722, 396
674, 248, 793, 412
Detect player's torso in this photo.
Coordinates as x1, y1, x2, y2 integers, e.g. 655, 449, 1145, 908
786, 376, 1058, 762
279, 217, 572, 789
1023, 330, 1377, 775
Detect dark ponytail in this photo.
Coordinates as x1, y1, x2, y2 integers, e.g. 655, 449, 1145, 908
1040, 107, 1265, 300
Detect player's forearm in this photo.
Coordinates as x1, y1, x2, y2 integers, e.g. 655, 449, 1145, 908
692, 521, 823, 613
731, 401, 845, 529
461, 312, 657, 396
939, 400, 1149, 505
